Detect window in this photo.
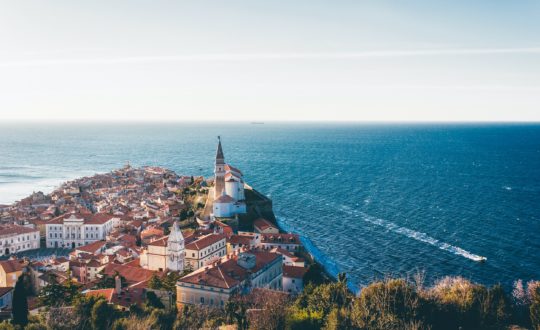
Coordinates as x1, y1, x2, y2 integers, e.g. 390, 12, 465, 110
200, 297, 204, 304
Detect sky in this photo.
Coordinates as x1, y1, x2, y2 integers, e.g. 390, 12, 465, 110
0, 1, 539, 122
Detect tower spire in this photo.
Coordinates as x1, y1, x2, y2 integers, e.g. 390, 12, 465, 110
214, 136, 226, 198
216, 136, 225, 164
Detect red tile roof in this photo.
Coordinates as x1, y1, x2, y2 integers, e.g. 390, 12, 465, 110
0, 225, 38, 236
48, 212, 117, 225
185, 233, 225, 251
85, 286, 146, 307
85, 288, 114, 302
253, 218, 277, 231
179, 251, 281, 289
227, 234, 255, 246
75, 240, 106, 254
283, 266, 307, 279
102, 263, 156, 285
0, 260, 24, 273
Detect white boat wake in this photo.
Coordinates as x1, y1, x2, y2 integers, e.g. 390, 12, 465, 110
361, 212, 487, 262
300, 193, 487, 263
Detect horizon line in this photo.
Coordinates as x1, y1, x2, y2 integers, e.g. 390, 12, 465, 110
2, 47, 540, 68
1, 119, 539, 125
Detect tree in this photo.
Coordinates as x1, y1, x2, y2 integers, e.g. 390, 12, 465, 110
73, 295, 103, 329
225, 298, 248, 330
302, 263, 328, 287
148, 273, 163, 290
243, 289, 290, 330
351, 278, 424, 330
161, 272, 181, 293
38, 273, 80, 307
12, 274, 29, 327
46, 307, 80, 330
91, 299, 115, 329
145, 291, 165, 309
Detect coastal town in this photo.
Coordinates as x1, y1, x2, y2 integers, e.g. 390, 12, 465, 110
0, 138, 312, 317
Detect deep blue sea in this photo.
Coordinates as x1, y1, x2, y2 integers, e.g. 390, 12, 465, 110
1, 122, 539, 290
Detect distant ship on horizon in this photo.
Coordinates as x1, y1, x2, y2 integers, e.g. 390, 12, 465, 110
251, 121, 265, 125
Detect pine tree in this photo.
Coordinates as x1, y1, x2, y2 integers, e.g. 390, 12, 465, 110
12, 274, 29, 326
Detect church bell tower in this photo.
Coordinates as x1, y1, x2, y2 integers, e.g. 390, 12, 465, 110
166, 221, 185, 272
214, 136, 226, 199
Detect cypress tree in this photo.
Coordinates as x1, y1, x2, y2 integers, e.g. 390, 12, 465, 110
12, 274, 29, 326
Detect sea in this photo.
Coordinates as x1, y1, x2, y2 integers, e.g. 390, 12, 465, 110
0, 122, 539, 291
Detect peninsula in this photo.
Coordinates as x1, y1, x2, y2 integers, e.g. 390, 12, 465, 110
0, 139, 538, 330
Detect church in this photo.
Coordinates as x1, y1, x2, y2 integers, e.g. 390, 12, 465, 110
139, 221, 185, 272
212, 137, 247, 219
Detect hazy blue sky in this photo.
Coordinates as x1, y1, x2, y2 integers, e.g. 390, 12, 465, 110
1, 1, 539, 121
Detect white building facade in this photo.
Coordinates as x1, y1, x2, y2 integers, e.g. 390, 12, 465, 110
0, 225, 40, 256
46, 213, 120, 249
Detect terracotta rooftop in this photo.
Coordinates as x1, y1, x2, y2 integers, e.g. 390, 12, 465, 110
253, 218, 277, 231
185, 233, 226, 251
179, 251, 281, 289
0, 259, 25, 273
48, 212, 117, 225
227, 234, 256, 246
0, 225, 38, 237
75, 240, 107, 254
283, 265, 308, 279
102, 263, 157, 285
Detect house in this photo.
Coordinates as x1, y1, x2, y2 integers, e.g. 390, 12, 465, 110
0, 259, 25, 287
282, 265, 307, 295
253, 218, 279, 234
184, 233, 227, 271
176, 251, 282, 308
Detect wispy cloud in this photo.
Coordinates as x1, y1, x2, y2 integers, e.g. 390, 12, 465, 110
1, 47, 539, 68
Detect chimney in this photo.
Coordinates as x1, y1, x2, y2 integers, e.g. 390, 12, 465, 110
115, 275, 121, 295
